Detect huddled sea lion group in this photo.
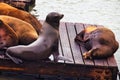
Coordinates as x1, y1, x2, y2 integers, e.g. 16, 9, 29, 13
0, 2, 42, 34
0, 2, 119, 64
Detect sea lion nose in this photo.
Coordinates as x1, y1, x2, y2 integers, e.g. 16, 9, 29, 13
60, 14, 64, 19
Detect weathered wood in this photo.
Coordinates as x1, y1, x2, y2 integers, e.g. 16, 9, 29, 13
0, 59, 118, 80
65, 22, 84, 64
59, 22, 74, 64
58, 40, 64, 63
75, 23, 94, 65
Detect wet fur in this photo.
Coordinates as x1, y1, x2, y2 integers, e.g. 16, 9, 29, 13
75, 26, 119, 59
0, 15, 38, 49
0, 2, 42, 34
0, 20, 18, 48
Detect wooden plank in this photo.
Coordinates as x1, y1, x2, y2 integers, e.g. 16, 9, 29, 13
65, 22, 84, 64
0, 59, 115, 78
107, 56, 118, 67
58, 39, 65, 63
59, 22, 74, 64
75, 23, 94, 65
94, 59, 108, 66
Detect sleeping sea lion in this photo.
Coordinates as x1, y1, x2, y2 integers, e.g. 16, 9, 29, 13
0, 20, 18, 49
5, 12, 71, 64
0, 15, 38, 49
75, 26, 119, 59
0, 2, 42, 34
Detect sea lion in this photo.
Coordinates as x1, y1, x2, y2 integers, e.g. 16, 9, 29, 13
0, 2, 42, 34
5, 12, 71, 64
0, 15, 38, 49
75, 26, 119, 59
0, 20, 18, 49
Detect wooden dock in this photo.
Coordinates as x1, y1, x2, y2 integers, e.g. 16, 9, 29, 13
0, 21, 119, 80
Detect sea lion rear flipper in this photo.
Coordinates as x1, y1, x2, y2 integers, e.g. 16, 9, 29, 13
6, 53, 23, 64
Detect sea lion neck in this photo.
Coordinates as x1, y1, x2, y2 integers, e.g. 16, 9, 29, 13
42, 22, 58, 32
45, 19, 60, 30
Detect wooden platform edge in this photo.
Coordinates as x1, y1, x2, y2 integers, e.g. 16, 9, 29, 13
0, 59, 118, 80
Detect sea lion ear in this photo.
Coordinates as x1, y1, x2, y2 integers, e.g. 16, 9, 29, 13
0, 19, 3, 25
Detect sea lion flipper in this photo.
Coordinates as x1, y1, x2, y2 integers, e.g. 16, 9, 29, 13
57, 55, 72, 62
6, 53, 23, 64
52, 52, 72, 62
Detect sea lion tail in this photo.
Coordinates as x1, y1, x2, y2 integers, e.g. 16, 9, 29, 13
6, 52, 23, 64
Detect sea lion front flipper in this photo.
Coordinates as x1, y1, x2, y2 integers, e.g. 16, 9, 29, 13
52, 52, 72, 62
57, 55, 72, 62
83, 48, 99, 59
6, 53, 23, 64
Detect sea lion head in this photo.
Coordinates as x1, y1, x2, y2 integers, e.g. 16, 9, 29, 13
0, 20, 18, 49
45, 12, 64, 29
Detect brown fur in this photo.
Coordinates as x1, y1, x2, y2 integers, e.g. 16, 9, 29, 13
0, 20, 18, 49
75, 26, 119, 59
0, 15, 38, 49
0, 2, 42, 34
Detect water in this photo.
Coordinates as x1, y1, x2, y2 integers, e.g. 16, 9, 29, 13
31, 0, 120, 30
0, 0, 120, 79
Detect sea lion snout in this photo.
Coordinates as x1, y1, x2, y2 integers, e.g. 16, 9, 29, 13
59, 14, 64, 19
45, 12, 64, 30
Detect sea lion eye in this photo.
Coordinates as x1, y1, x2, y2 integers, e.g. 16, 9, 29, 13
53, 15, 59, 19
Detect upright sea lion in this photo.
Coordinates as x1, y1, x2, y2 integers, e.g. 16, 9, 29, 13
75, 26, 119, 59
0, 2, 42, 34
5, 12, 71, 64
0, 15, 38, 49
